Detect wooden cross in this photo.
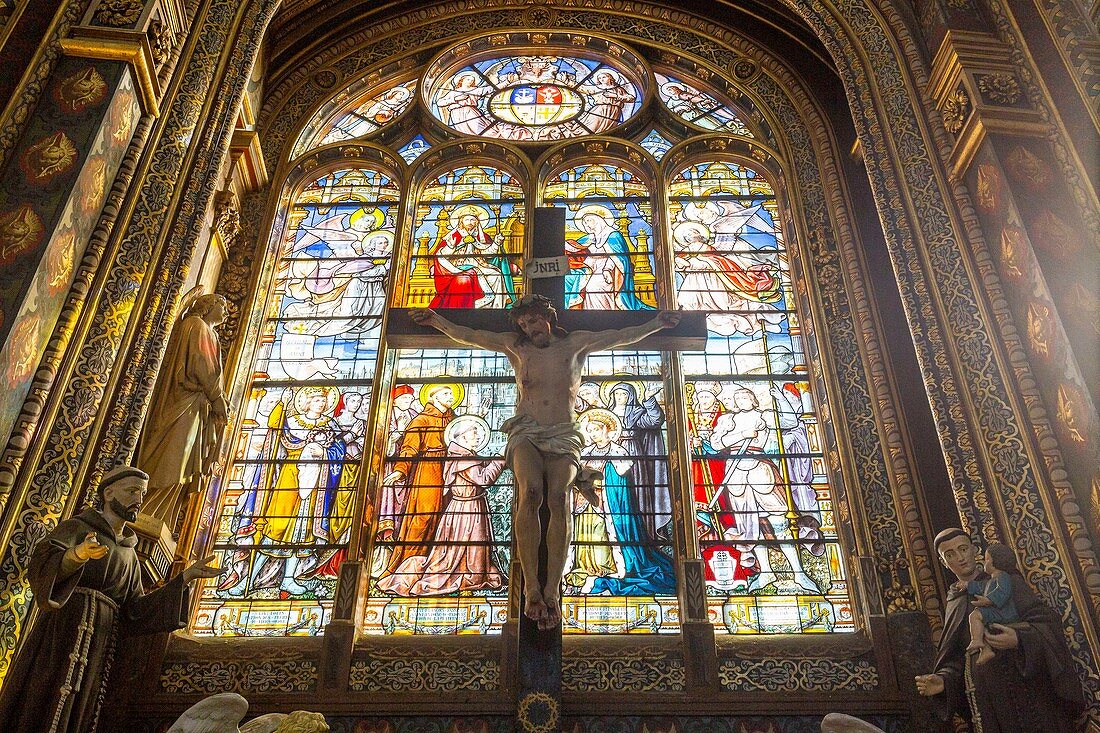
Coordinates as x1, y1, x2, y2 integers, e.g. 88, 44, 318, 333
387, 208, 706, 733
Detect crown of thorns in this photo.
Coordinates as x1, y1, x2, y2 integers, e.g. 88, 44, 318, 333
509, 294, 558, 327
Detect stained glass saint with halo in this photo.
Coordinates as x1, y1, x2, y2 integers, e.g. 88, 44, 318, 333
194, 167, 399, 636
291, 79, 417, 158
655, 73, 754, 137
670, 160, 852, 634
427, 55, 643, 141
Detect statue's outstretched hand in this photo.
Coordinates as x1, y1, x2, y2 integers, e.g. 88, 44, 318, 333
410, 308, 437, 325
73, 532, 109, 562
182, 554, 223, 583
914, 673, 944, 696
657, 310, 681, 328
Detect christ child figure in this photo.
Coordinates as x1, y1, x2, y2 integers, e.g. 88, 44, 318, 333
966, 542, 1021, 665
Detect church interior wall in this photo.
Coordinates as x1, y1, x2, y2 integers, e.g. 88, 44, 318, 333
0, 0, 1094, 730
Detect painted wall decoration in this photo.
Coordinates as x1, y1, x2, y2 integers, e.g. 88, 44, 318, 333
0, 60, 140, 450
425, 55, 643, 141
655, 73, 754, 136
669, 161, 852, 634
194, 167, 398, 636
291, 78, 417, 159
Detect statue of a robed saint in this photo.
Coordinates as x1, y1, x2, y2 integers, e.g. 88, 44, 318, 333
411, 295, 680, 629
0, 466, 221, 733
137, 292, 230, 532
915, 528, 1085, 732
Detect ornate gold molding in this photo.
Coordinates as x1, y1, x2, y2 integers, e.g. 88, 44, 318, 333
59, 28, 160, 116
928, 30, 1047, 176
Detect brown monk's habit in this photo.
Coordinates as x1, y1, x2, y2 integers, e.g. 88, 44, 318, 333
0, 509, 189, 733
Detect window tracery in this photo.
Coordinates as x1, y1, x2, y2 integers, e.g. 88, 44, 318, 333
195, 36, 853, 638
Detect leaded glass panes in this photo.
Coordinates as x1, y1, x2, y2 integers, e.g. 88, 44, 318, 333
566, 355, 680, 633
192, 168, 398, 637
638, 129, 673, 160
670, 161, 852, 634
364, 349, 515, 635
402, 165, 525, 309
655, 73, 754, 137
426, 56, 643, 141
543, 164, 657, 311
292, 80, 417, 159
397, 134, 432, 163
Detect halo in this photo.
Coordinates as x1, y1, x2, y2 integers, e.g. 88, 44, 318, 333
292, 385, 339, 416
443, 414, 491, 452
449, 204, 491, 226
574, 204, 615, 226
349, 206, 386, 231
577, 407, 622, 443
362, 228, 394, 256
672, 221, 711, 246
419, 382, 465, 407
599, 378, 648, 407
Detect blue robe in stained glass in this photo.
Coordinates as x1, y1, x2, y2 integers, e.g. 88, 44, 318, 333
589, 445, 677, 595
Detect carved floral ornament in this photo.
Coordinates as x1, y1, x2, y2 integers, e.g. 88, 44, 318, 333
92, 0, 147, 27
940, 86, 970, 134
976, 73, 1022, 105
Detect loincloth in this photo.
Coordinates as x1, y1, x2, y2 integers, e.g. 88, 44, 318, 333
500, 415, 603, 498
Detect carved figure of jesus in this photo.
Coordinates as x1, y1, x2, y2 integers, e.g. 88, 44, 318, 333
410, 295, 680, 629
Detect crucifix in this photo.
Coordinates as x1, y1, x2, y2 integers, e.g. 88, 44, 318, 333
388, 207, 705, 732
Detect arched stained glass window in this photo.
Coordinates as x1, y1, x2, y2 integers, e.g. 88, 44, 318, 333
198, 35, 856, 642
195, 167, 399, 636
367, 161, 525, 635
669, 160, 851, 634
291, 79, 417, 159
655, 73, 754, 137
543, 164, 656, 311
401, 165, 525, 309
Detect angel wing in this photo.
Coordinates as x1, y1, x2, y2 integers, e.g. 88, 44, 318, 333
167, 692, 249, 733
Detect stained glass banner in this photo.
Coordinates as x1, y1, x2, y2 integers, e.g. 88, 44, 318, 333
426, 56, 642, 141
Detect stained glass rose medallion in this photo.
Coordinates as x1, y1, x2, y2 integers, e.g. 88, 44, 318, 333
424, 36, 648, 142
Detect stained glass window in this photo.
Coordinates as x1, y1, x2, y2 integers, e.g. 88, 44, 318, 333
193, 168, 399, 636
364, 350, 515, 634
397, 134, 431, 164
669, 161, 851, 634
566, 352, 680, 633
639, 129, 673, 160
402, 165, 525, 309
543, 164, 657, 311
291, 79, 417, 159
426, 56, 643, 141
655, 73, 754, 137
206, 40, 857, 641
